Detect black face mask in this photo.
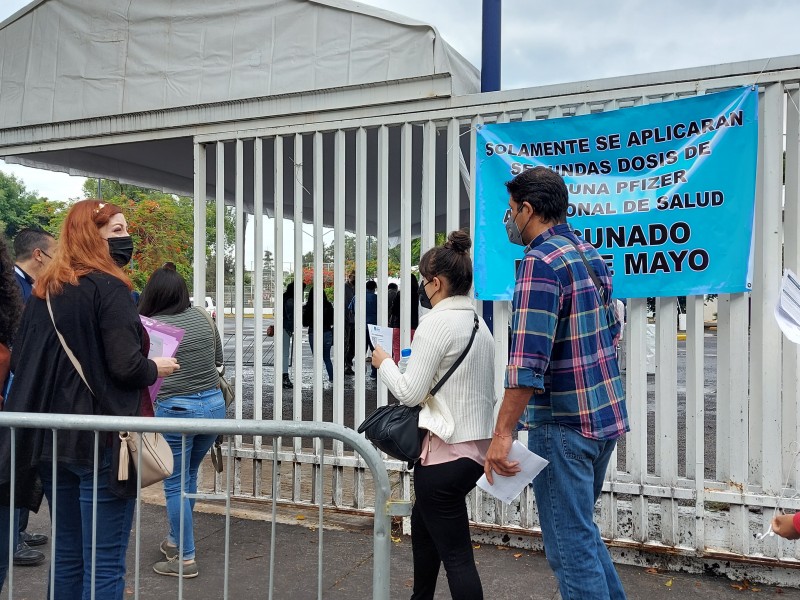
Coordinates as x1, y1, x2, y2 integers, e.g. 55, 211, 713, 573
418, 280, 433, 310
108, 236, 134, 267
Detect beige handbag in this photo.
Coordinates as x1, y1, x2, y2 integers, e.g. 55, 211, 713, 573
117, 431, 173, 486
46, 292, 174, 488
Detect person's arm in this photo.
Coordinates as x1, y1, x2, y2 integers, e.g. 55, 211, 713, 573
373, 320, 449, 407
484, 257, 561, 484
99, 281, 161, 388
772, 513, 800, 540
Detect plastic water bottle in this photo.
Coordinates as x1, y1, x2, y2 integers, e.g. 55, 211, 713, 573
398, 348, 412, 374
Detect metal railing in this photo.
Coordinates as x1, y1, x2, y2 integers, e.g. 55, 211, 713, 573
0, 413, 406, 600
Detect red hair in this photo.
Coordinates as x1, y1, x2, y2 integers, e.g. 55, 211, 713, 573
34, 199, 132, 298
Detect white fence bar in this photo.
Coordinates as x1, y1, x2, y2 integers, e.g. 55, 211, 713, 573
421, 121, 436, 256
626, 298, 648, 543
273, 135, 285, 424
377, 125, 390, 406
400, 123, 413, 350
292, 133, 304, 502
685, 295, 705, 552
192, 142, 206, 300
755, 83, 785, 496
354, 127, 368, 509
253, 137, 265, 460
332, 129, 346, 506
655, 297, 678, 546
312, 131, 325, 495
446, 118, 460, 232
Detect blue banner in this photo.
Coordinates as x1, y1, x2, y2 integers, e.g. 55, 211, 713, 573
474, 87, 758, 300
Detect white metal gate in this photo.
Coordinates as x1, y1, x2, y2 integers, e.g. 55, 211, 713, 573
192, 56, 800, 579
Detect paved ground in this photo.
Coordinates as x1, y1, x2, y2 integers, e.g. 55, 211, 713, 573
3, 499, 798, 599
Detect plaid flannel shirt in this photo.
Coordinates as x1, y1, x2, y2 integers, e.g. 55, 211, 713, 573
505, 223, 629, 440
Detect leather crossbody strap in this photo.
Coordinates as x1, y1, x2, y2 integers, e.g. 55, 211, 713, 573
47, 291, 95, 396
429, 313, 479, 397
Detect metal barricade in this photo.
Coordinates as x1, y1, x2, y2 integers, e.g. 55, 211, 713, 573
0, 413, 407, 600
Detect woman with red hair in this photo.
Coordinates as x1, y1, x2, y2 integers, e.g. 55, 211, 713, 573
0, 200, 179, 599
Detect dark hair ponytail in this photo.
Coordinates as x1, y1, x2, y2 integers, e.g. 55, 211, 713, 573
419, 229, 473, 296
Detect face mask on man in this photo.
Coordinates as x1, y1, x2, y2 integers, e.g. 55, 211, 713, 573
418, 279, 434, 310
108, 236, 134, 267
504, 203, 533, 247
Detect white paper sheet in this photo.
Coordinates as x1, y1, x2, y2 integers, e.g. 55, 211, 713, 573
476, 440, 549, 504
775, 269, 800, 344
368, 324, 394, 352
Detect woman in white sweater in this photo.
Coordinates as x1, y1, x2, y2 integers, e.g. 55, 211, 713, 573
372, 230, 495, 600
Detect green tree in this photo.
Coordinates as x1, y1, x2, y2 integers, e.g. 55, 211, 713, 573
0, 171, 52, 240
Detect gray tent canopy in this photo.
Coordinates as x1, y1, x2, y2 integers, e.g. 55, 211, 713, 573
0, 0, 479, 236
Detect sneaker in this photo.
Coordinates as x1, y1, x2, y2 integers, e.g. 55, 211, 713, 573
282, 374, 293, 389
13, 543, 45, 567
343, 367, 355, 376
153, 557, 198, 578
160, 539, 178, 560
19, 531, 48, 547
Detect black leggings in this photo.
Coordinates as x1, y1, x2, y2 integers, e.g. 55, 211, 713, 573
411, 458, 484, 600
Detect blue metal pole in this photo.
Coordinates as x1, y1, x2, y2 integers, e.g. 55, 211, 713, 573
481, 0, 502, 93
481, 0, 501, 331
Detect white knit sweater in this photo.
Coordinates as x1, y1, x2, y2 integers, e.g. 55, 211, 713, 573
378, 295, 496, 444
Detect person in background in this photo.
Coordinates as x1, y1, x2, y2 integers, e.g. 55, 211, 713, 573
302, 286, 334, 386
387, 282, 398, 320
0, 200, 179, 599
11, 228, 57, 567
138, 264, 225, 578
281, 282, 304, 389
372, 230, 495, 600
388, 274, 420, 362
364, 280, 378, 378
0, 233, 22, 591
13, 228, 56, 303
343, 270, 356, 376
485, 167, 628, 600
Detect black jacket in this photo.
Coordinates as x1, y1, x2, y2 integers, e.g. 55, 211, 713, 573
0, 272, 157, 510
302, 295, 334, 332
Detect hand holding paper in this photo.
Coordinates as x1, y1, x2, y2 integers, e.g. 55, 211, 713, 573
477, 440, 549, 504
368, 324, 394, 352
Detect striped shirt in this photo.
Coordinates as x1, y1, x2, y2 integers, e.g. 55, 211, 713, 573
505, 223, 629, 440
150, 307, 223, 401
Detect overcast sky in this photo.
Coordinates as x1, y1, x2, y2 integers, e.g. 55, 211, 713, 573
1, 0, 798, 258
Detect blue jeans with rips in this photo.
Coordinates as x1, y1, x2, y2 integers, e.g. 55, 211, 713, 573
39, 449, 135, 600
156, 387, 226, 560
529, 423, 626, 600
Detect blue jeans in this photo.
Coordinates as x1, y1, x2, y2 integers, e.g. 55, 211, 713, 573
308, 330, 333, 382
39, 449, 135, 600
529, 423, 626, 600
156, 388, 226, 560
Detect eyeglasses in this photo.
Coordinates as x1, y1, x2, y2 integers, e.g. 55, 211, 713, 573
39, 250, 52, 260
503, 208, 513, 223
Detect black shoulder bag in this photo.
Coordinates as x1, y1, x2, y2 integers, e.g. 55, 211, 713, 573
357, 313, 479, 468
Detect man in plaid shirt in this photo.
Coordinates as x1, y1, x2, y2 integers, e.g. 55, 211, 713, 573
485, 167, 629, 600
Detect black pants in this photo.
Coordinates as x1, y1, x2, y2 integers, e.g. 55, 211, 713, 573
344, 323, 355, 367
411, 458, 484, 600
